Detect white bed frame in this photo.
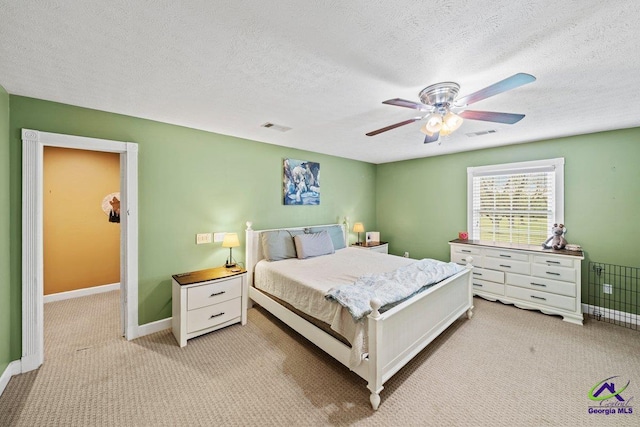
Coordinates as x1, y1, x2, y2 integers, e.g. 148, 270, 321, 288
245, 222, 474, 410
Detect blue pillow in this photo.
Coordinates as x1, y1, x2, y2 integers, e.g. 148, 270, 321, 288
309, 225, 346, 250
261, 229, 304, 261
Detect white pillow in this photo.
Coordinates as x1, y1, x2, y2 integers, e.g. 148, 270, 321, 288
294, 230, 335, 259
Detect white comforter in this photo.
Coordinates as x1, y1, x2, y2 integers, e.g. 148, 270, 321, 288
254, 248, 415, 365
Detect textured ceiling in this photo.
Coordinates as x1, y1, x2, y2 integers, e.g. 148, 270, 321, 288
1, 1, 639, 164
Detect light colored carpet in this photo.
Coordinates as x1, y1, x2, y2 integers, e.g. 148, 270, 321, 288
1, 291, 639, 426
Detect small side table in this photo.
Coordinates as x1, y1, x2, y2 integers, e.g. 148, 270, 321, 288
171, 266, 248, 347
351, 241, 389, 254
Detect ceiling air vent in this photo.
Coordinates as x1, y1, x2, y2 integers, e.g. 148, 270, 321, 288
261, 122, 292, 132
466, 129, 497, 137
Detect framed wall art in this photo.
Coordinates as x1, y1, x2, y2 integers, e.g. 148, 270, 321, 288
283, 158, 320, 205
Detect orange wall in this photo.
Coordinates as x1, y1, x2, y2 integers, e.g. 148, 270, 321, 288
44, 147, 120, 295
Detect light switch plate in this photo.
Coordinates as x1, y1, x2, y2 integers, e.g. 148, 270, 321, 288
196, 233, 213, 244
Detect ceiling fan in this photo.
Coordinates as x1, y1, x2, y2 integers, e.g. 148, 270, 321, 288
366, 73, 536, 143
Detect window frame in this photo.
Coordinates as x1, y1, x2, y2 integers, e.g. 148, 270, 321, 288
467, 158, 565, 242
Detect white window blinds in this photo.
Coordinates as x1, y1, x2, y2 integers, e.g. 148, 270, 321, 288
467, 159, 564, 245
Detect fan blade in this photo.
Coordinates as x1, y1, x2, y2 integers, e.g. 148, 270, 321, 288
382, 98, 427, 110
455, 73, 536, 107
458, 110, 525, 124
424, 132, 440, 144
366, 117, 421, 136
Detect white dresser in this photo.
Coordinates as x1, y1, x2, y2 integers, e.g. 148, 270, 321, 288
449, 240, 584, 325
172, 266, 248, 347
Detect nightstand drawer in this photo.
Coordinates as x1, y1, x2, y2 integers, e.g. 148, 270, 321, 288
471, 267, 504, 283
507, 273, 576, 297
506, 286, 576, 312
187, 277, 242, 311
531, 264, 575, 283
187, 297, 241, 333
484, 257, 530, 275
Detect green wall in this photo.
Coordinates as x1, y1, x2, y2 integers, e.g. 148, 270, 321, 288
8, 96, 377, 360
377, 128, 640, 309
0, 85, 10, 375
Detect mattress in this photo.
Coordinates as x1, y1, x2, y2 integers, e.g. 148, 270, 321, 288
254, 247, 414, 362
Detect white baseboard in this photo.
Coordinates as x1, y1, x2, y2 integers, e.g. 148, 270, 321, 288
582, 303, 639, 326
44, 283, 120, 304
137, 317, 172, 337
0, 360, 22, 397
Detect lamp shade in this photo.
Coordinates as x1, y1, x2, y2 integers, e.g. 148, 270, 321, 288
222, 233, 240, 248
353, 222, 365, 233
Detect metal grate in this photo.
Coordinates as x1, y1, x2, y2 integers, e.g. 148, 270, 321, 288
587, 262, 639, 330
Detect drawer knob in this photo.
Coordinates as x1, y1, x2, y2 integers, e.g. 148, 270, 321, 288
473, 283, 483, 287
210, 291, 226, 297
499, 254, 512, 258
473, 272, 482, 276
210, 312, 225, 319
545, 260, 560, 264
530, 295, 546, 301
531, 282, 547, 287
462, 249, 472, 253
499, 264, 512, 268
546, 271, 560, 276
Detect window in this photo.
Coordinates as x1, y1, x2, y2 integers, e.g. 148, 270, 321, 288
467, 158, 564, 245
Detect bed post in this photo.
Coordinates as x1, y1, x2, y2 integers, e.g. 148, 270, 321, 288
367, 298, 383, 410
465, 256, 474, 319
245, 221, 255, 303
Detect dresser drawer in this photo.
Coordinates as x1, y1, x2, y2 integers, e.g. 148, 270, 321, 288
506, 273, 576, 297
451, 251, 482, 267
452, 245, 482, 256
472, 279, 505, 296
187, 277, 242, 310
471, 267, 504, 284
187, 297, 241, 333
506, 286, 576, 312
531, 264, 575, 283
484, 249, 529, 262
533, 255, 574, 268
484, 257, 530, 275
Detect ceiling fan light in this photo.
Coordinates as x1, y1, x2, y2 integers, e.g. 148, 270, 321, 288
443, 111, 464, 132
420, 113, 442, 135
440, 123, 453, 136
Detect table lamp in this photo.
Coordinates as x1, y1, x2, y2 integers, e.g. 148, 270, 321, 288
353, 222, 365, 245
222, 232, 240, 268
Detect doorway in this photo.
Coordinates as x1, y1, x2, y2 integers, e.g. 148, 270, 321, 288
21, 129, 138, 372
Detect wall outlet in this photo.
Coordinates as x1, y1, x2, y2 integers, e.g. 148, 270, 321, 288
213, 232, 226, 243
196, 233, 213, 244
403, 251, 409, 258
603, 283, 613, 294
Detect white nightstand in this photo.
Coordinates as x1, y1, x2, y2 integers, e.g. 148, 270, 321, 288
351, 241, 389, 254
172, 266, 248, 347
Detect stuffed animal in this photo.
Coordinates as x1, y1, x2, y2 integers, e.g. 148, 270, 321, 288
542, 223, 567, 250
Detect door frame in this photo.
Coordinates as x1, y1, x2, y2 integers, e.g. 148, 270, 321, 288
21, 129, 139, 372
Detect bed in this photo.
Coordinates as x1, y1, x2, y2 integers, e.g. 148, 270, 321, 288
245, 222, 474, 410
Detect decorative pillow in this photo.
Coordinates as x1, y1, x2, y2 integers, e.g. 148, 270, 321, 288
309, 225, 346, 250
294, 230, 335, 259
261, 229, 304, 261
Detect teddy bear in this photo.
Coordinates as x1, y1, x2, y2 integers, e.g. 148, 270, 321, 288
542, 223, 567, 250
